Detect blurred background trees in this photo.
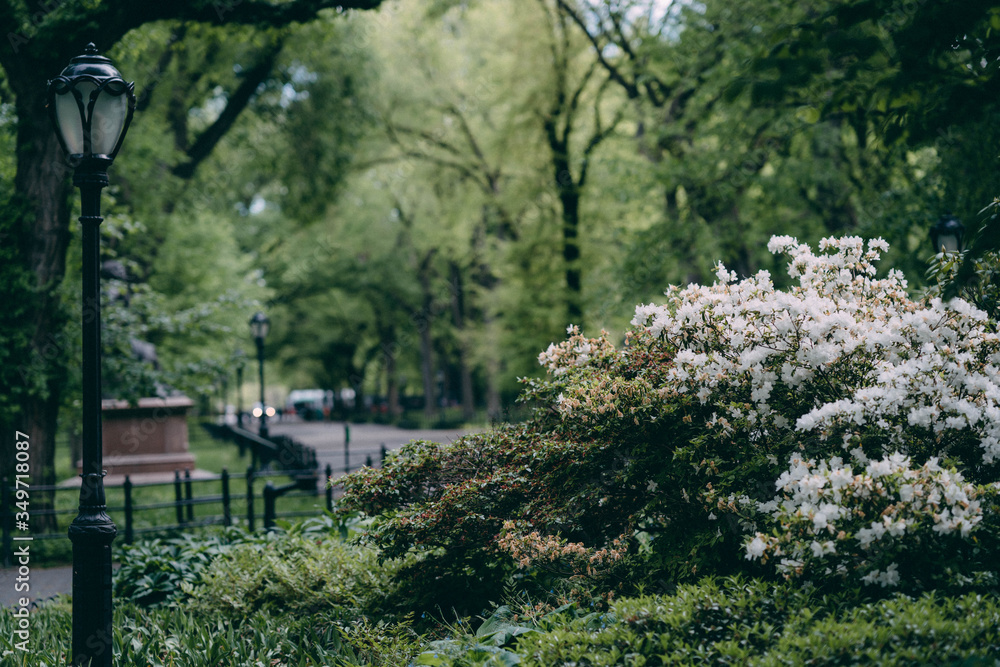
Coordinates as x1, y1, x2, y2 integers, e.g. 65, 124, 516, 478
2, 0, 998, 483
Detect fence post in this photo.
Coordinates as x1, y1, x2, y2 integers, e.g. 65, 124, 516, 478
174, 470, 184, 525
381, 443, 387, 465
365, 454, 373, 468
246, 466, 255, 531
184, 469, 194, 523
325, 464, 333, 513
344, 435, 350, 474
221, 468, 231, 528
123, 476, 134, 545
263, 481, 276, 530
1, 477, 10, 567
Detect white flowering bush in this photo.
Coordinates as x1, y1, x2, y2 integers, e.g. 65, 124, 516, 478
631, 235, 1000, 472
633, 237, 1000, 586
343, 235, 1000, 604
744, 452, 993, 588
625, 236, 999, 588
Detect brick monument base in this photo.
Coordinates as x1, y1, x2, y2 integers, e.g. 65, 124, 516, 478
78, 396, 196, 476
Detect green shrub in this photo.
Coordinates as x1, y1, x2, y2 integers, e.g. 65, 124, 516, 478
339, 237, 1000, 609
760, 592, 1000, 666
113, 526, 270, 607
114, 515, 361, 609
4, 516, 421, 666
189, 526, 404, 619
414, 579, 1000, 666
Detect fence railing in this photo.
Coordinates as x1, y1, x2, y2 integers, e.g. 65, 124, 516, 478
201, 423, 318, 473
0, 463, 349, 568
0, 423, 396, 567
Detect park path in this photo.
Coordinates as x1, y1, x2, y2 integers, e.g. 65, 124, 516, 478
268, 420, 475, 478
0, 564, 72, 607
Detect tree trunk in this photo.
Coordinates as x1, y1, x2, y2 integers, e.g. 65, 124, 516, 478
385, 339, 401, 419
560, 185, 582, 323
449, 262, 476, 421
413, 250, 438, 420
418, 314, 436, 420
484, 316, 502, 422
13, 85, 74, 532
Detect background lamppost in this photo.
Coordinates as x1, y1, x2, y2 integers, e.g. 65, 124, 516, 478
931, 214, 965, 253
47, 43, 135, 667
234, 348, 246, 427
250, 312, 271, 439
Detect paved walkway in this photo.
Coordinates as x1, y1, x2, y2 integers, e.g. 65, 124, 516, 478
0, 564, 73, 607
268, 420, 476, 478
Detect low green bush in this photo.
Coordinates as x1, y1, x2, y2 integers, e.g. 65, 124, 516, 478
114, 515, 363, 609
189, 527, 404, 618
415, 578, 1000, 666
113, 527, 264, 607
761, 592, 1000, 666
4, 518, 423, 666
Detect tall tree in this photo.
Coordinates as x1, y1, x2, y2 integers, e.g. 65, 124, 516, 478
540, 0, 627, 322
0, 0, 381, 506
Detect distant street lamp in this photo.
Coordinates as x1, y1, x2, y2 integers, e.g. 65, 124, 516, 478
931, 214, 965, 254
250, 312, 271, 438
47, 42, 135, 667
234, 348, 246, 427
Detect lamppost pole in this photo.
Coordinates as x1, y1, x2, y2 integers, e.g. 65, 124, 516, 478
257, 336, 267, 438
235, 351, 245, 427
73, 158, 116, 667
47, 43, 135, 667
250, 312, 270, 439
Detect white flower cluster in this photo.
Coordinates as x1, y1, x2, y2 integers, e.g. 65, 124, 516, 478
744, 452, 985, 586
631, 235, 1000, 466
538, 325, 616, 377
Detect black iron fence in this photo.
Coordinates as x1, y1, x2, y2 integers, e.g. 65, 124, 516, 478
0, 463, 348, 568
0, 423, 398, 567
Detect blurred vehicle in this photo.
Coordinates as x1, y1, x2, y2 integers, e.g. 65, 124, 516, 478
285, 389, 332, 421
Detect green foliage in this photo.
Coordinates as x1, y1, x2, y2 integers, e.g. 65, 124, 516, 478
413, 606, 535, 666
113, 528, 263, 608
3, 520, 424, 667
939, 200, 1000, 314
0, 598, 363, 666
8, 578, 1000, 665
337, 616, 424, 667
338, 425, 645, 610
189, 525, 404, 619
509, 579, 1000, 666
412, 578, 1000, 666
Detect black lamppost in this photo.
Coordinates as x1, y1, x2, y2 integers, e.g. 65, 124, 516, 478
47, 43, 135, 667
250, 312, 271, 438
234, 348, 246, 427
931, 214, 965, 254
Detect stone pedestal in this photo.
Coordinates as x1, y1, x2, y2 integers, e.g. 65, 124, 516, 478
79, 396, 196, 476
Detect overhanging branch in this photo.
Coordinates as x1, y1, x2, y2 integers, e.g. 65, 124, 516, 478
171, 39, 283, 180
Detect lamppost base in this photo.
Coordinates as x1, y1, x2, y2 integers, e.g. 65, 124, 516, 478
68, 510, 116, 667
